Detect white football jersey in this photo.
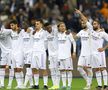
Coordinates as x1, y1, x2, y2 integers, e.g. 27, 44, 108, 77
0, 27, 12, 49
47, 28, 58, 56
32, 28, 47, 53
58, 32, 76, 59
10, 30, 23, 52
22, 30, 32, 51
1, 29, 23, 52
91, 31, 108, 54
77, 30, 91, 56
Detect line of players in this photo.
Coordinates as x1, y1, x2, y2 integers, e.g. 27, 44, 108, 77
0, 9, 108, 90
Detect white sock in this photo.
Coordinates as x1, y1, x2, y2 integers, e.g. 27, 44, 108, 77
24, 68, 33, 86
55, 69, 60, 86
43, 76, 48, 86
34, 74, 39, 86
28, 68, 33, 86
78, 67, 87, 81
8, 69, 14, 87
95, 71, 102, 86
86, 68, 93, 86
50, 69, 56, 86
24, 68, 30, 86
61, 72, 66, 87
15, 72, 22, 87
0, 68, 5, 86
29, 76, 33, 86
102, 70, 108, 86
20, 71, 24, 84
67, 71, 72, 87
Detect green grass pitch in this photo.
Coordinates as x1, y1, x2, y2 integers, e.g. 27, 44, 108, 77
1, 78, 98, 90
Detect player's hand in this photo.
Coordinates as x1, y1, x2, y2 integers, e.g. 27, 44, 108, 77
72, 52, 76, 60
98, 48, 105, 52
75, 9, 81, 14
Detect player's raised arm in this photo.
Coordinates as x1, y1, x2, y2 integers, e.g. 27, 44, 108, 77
75, 9, 93, 31
75, 9, 87, 23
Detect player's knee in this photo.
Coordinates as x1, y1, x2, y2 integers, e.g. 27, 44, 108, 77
32, 68, 39, 74
100, 67, 106, 71
77, 66, 83, 72
42, 69, 48, 76
94, 68, 100, 72
14, 68, 22, 72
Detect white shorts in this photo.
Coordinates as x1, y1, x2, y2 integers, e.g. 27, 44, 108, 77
78, 55, 91, 67
0, 52, 9, 65
48, 55, 58, 69
91, 52, 106, 68
58, 57, 73, 70
23, 50, 32, 65
11, 51, 24, 68
0, 43, 11, 65
31, 51, 46, 69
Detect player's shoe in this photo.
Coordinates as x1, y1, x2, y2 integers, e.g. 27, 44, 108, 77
30, 85, 39, 89
103, 85, 108, 90
43, 85, 48, 89
49, 85, 59, 89
83, 85, 90, 90
96, 86, 102, 90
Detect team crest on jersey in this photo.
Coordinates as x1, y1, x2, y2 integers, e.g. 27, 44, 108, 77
58, 36, 66, 43
47, 35, 54, 41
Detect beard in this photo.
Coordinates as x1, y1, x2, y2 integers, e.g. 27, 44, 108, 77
93, 27, 98, 31
82, 26, 87, 29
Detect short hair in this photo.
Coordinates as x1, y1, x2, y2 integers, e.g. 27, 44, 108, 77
92, 19, 100, 24
57, 22, 65, 28
35, 18, 44, 25
10, 20, 18, 24
44, 22, 51, 27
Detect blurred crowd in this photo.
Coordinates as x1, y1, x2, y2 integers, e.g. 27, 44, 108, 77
0, 0, 108, 32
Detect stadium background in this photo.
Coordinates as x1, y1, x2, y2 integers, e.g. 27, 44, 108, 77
0, 0, 108, 77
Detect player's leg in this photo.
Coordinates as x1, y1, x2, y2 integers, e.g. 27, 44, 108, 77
0, 52, 7, 88
92, 54, 102, 89
86, 67, 93, 88
100, 52, 108, 89
7, 68, 14, 89
85, 56, 93, 89
66, 58, 73, 90
7, 52, 14, 89
24, 64, 32, 87
59, 60, 66, 89
24, 52, 33, 88
77, 56, 88, 83
14, 53, 24, 89
49, 56, 56, 87
49, 56, 60, 89
101, 68, 108, 89
31, 52, 39, 89
40, 53, 48, 89
94, 68, 102, 89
